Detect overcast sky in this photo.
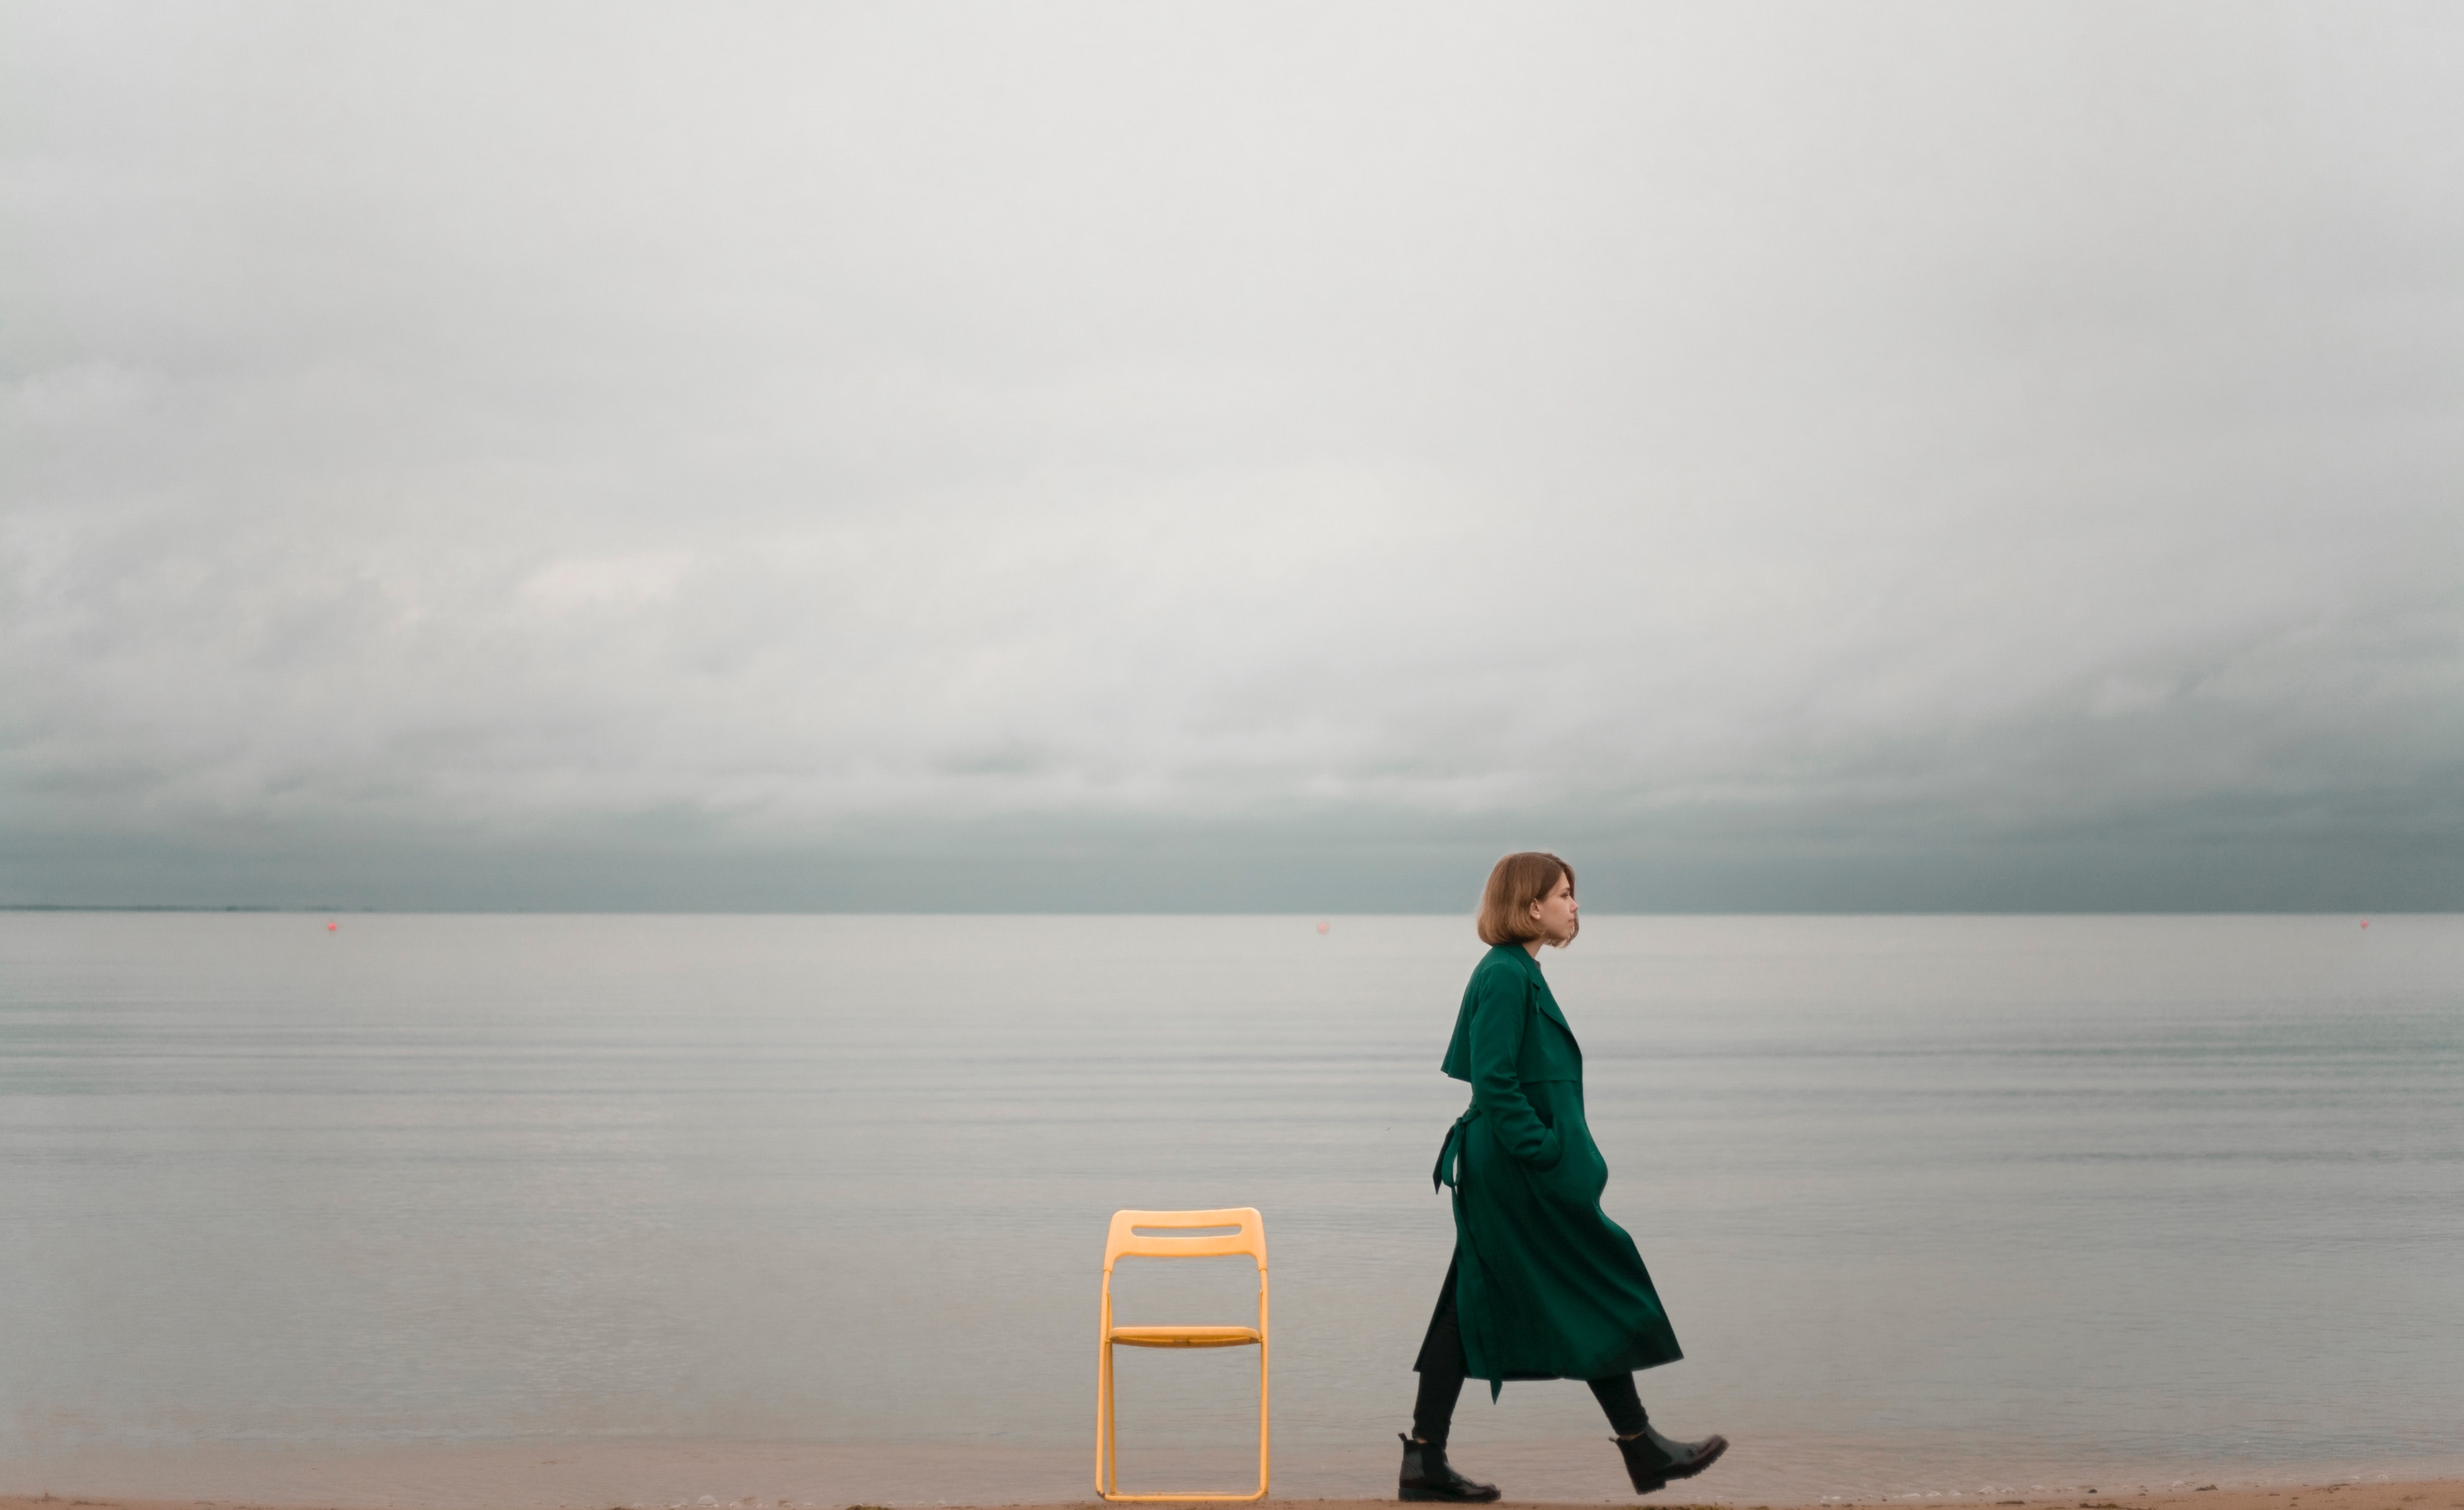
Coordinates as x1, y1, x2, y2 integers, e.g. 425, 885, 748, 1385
5, 3, 2461, 910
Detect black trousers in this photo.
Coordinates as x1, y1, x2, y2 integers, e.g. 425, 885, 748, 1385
1410, 1256, 1648, 1448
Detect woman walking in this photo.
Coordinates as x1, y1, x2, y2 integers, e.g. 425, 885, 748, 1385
1399, 853, 1728, 1502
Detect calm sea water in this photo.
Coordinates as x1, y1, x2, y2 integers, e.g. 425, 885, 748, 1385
2, 913, 2459, 1506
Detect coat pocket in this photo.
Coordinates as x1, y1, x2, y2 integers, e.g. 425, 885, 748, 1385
1539, 1135, 1607, 1206
1524, 1084, 1606, 1205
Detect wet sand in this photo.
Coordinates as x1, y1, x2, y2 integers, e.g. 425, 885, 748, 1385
5, 1478, 2458, 1510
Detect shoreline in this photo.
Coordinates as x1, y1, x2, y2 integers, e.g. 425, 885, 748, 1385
6, 1442, 2456, 1510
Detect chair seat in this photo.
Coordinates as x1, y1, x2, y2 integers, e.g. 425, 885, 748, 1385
1110, 1325, 1263, 1349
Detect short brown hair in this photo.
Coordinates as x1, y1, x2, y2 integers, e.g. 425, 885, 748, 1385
1476, 852, 1576, 947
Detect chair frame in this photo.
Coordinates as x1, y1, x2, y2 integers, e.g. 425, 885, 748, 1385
1094, 1207, 1269, 1503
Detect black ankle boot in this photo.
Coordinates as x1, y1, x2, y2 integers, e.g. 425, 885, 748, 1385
1399, 1433, 1501, 1503
1611, 1423, 1728, 1494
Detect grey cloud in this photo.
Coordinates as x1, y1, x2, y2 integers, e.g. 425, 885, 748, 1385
4, 2, 2462, 908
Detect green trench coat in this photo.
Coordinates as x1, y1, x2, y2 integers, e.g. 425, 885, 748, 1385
1433, 944, 1683, 1395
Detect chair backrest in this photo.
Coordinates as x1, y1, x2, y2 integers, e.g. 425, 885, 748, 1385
1102, 1208, 1267, 1273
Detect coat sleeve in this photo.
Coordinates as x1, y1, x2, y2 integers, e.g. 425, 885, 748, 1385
1468, 966, 1563, 1172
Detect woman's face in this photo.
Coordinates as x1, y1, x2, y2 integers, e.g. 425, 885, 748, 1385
1528, 873, 1579, 947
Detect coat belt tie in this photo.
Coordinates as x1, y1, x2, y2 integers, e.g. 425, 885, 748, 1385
1432, 1105, 1480, 1192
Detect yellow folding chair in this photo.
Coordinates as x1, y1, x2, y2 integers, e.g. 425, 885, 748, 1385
1094, 1207, 1269, 1503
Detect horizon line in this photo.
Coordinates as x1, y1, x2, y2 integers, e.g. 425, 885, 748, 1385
1, 904, 2432, 918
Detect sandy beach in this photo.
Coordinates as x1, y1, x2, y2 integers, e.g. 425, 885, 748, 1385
7, 1479, 2459, 1510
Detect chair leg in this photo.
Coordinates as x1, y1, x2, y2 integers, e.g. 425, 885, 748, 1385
1255, 1340, 1269, 1499
1257, 1280, 1271, 1499
1095, 1317, 1113, 1497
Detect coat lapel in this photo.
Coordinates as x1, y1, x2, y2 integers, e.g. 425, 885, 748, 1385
1520, 953, 1576, 1040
